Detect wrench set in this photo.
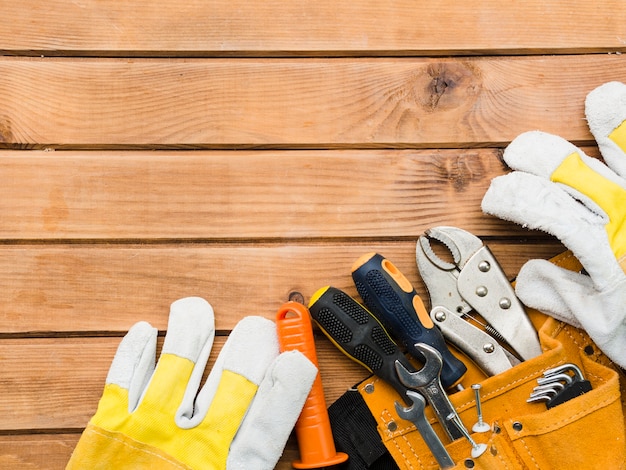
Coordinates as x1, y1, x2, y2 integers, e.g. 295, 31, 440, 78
311, 226, 607, 468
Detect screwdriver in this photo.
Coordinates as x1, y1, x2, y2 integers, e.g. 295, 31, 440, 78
351, 253, 467, 390
308, 286, 414, 404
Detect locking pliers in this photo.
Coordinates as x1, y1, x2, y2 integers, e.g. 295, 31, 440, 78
416, 226, 541, 375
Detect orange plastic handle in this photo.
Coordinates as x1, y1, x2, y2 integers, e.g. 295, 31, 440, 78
276, 301, 348, 469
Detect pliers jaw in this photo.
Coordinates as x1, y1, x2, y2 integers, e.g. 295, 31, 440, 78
416, 226, 542, 369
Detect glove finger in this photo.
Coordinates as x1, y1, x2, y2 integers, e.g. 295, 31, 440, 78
516, 259, 626, 369
189, 316, 281, 462
140, 297, 215, 417
482, 171, 622, 288
503, 131, 626, 241
104, 320, 158, 412
586, 81, 626, 178
227, 350, 317, 470
515, 260, 584, 328
502, 130, 624, 186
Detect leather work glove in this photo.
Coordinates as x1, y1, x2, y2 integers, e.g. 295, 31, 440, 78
66, 297, 317, 470
482, 81, 626, 369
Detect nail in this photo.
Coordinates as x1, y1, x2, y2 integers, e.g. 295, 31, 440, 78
447, 413, 487, 459
471, 384, 490, 433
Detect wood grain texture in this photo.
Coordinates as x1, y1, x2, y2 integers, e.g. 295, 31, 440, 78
1, 0, 625, 56
0, 56, 625, 148
0, 435, 79, 469
0, 336, 366, 431
0, 434, 296, 470
0, 147, 602, 239
1, 1, 620, 467
0, 241, 565, 333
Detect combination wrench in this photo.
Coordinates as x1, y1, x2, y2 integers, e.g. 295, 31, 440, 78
394, 343, 465, 441
395, 390, 455, 469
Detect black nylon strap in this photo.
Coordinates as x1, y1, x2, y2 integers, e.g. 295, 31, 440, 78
328, 387, 399, 470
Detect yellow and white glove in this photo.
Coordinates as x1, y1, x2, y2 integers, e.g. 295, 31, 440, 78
482, 81, 626, 368
66, 297, 317, 470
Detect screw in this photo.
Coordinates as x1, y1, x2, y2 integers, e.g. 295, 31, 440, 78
471, 384, 490, 433
447, 413, 487, 458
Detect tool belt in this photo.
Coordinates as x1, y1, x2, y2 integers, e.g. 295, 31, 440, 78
329, 253, 626, 469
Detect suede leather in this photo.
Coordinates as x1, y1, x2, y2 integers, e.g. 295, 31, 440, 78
66, 424, 192, 470
357, 309, 625, 469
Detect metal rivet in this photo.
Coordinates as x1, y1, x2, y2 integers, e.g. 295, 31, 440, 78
364, 383, 375, 394
387, 421, 398, 432
478, 261, 491, 272
434, 310, 447, 322
499, 297, 512, 309
483, 343, 495, 354
476, 286, 488, 297
464, 458, 475, 468
512, 421, 523, 432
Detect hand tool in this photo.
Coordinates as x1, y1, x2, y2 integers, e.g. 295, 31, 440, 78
416, 226, 541, 367
394, 391, 455, 469
430, 305, 518, 376
308, 286, 415, 404
394, 343, 465, 441
351, 252, 467, 390
527, 363, 592, 408
276, 301, 349, 469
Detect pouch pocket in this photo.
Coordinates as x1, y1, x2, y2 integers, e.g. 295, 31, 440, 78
359, 316, 626, 469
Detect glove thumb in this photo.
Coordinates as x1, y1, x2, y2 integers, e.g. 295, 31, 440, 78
516, 259, 626, 368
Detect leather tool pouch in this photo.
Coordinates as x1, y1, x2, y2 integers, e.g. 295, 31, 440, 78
329, 253, 626, 469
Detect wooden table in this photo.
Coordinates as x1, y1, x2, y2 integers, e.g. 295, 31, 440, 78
0, 2, 624, 468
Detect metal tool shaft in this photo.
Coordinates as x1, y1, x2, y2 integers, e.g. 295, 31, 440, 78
395, 391, 455, 469
395, 344, 464, 441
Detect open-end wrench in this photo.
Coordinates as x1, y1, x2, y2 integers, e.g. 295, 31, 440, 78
395, 390, 455, 469
395, 343, 465, 441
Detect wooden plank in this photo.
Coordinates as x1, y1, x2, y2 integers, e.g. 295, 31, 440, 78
0, 241, 565, 333
0, 148, 602, 240
0, 433, 297, 469
0, 56, 624, 148
0, 336, 367, 431
0, 434, 79, 469
1, 1, 625, 56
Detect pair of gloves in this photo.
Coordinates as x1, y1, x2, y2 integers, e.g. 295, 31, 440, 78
66, 297, 317, 469
482, 81, 626, 369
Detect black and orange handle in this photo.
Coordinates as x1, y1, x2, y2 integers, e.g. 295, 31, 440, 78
352, 253, 467, 389
308, 286, 414, 404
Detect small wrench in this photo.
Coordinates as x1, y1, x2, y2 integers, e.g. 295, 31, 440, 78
395, 343, 464, 441
395, 390, 455, 469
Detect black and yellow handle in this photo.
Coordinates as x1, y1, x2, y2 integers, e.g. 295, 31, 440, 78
308, 286, 413, 403
352, 253, 467, 389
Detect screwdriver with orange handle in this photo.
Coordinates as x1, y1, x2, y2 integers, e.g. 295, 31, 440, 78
352, 253, 467, 390
276, 301, 349, 469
